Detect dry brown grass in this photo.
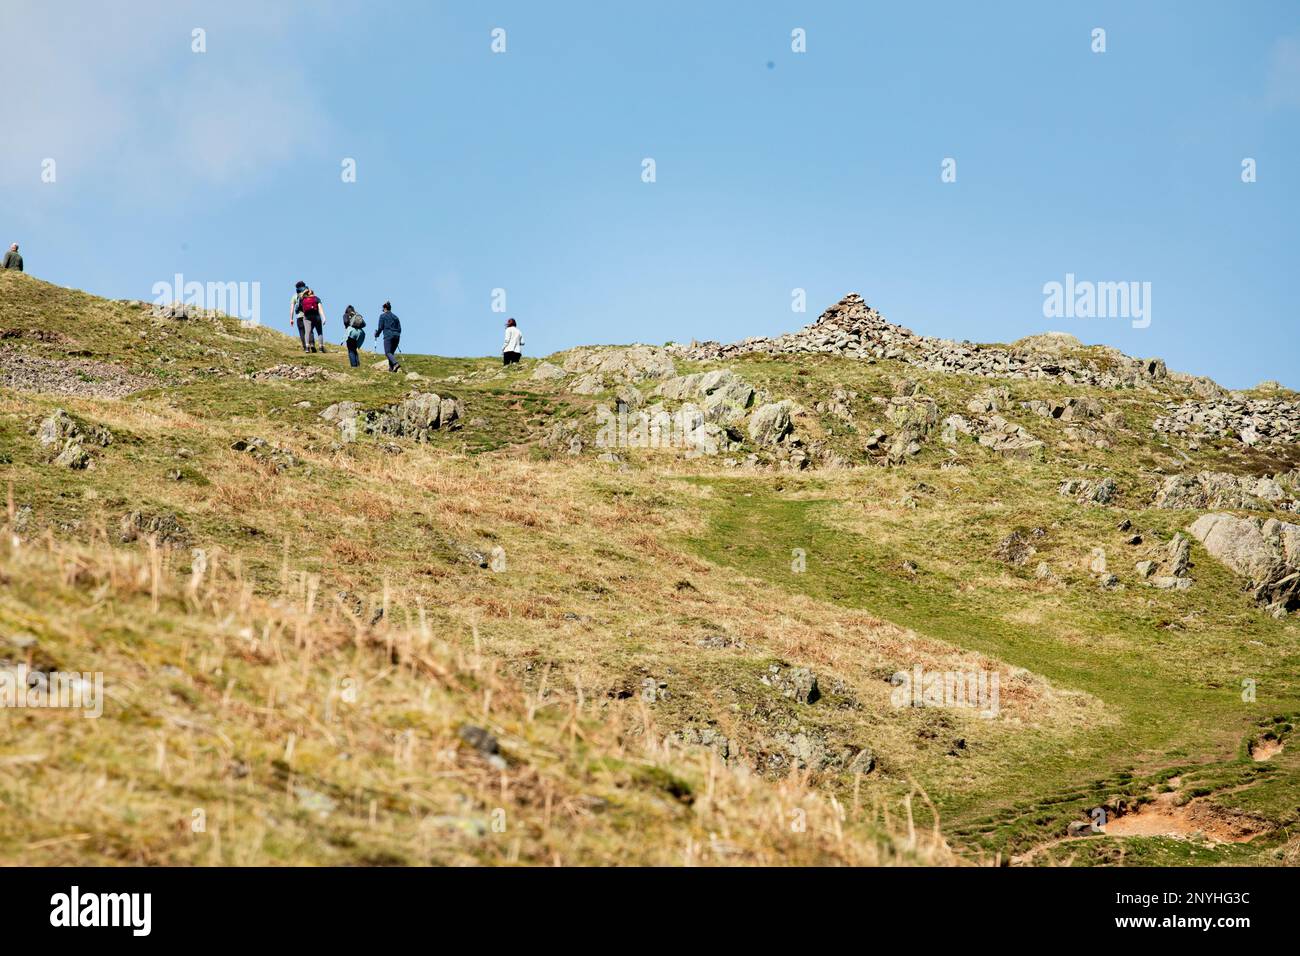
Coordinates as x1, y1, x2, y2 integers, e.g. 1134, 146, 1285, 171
0, 526, 965, 866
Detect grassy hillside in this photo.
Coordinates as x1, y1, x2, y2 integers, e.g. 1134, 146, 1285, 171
2, 270, 1297, 866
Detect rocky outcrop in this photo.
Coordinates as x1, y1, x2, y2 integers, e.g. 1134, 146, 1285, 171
35, 409, 113, 470
1154, 471, 1297, 512
671, 294, 1173, 388
759, 664, 820, 704
558, 345, 676, 394
976, 416, 1045, 458
1153, 399, 1300, 448
119, 510, 190, 545
320, 392, 463, 443
530, 361, 566, 382
1187, 514, 1300, 614
747, 401, 794, 446
655, 369, 756, 425
1059, 477, 1117, 505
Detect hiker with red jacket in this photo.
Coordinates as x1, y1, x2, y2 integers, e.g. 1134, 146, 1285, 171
290, 281, 328, 353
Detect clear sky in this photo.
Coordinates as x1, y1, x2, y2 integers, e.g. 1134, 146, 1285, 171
3, 1, 1297, 388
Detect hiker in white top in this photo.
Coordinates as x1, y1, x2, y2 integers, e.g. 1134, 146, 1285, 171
502, 318, 523, 366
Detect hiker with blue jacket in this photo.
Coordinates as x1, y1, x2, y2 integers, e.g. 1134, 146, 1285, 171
376, 302, 401, 373
342, 305, 365, 368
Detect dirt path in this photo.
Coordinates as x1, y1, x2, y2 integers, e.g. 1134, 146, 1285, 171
1011, 774, 1270, 865
1250, 737, 1283, 761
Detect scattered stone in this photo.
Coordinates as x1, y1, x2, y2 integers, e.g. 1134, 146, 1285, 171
666, 727, 731, 762
1154, 399, 1300, 449
119, 511, 190, 546
250, 364, 328, 382
2, 352, 153, 398
996, 530, 1037, 566
230, 437, 299, 471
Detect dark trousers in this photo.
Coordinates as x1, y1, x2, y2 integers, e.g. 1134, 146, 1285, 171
297, 314, 324, 350
503, 351, 521, 365
383, 333, 400, 371
346, 340, 361, 367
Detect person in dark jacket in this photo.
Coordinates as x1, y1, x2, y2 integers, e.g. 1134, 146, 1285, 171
299, 287, 327, 353
375, 301, 401, 372
342, 305, 366, 368
290, 281, 309, 350
2, 244, 23, 271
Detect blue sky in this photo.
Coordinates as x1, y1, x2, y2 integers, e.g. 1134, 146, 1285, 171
3, 1, 1297, 388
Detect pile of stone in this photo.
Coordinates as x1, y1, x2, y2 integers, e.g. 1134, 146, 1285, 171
1187, 514, 1300, 616
35, 409, 113, 470
1153, 471, 1298, 512
3, 351, 153, 399
670, 294, 1172, 388
1153, 398, 1300, 448
249, 364, 329, 382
